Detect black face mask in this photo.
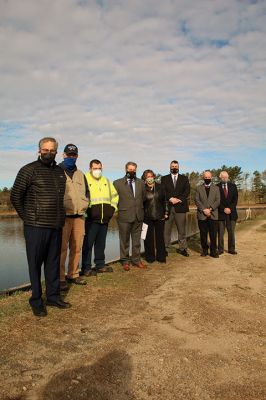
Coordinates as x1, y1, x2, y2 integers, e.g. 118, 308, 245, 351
126, 171, 136, 180
40, 153, 56, 165
170, 168, 179, 174
204, 178, 211, 185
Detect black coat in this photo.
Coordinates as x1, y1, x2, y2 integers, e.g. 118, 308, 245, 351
161, 173, 190, 213
144, 183, 168, 221
217, 182, 238, 221
11, 158, 66, 229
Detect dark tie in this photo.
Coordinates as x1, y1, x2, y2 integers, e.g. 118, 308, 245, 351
128, 179, 134, 194
223, 184, 228, 198
173, 175, 177, 188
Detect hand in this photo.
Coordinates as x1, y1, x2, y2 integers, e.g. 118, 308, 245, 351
203, 208, 211, 217
224, 208, 231, 214
169, 197, 182, 205
164, 214, 169, 219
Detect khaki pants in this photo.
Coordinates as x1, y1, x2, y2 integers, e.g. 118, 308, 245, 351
60, 217, 85, 281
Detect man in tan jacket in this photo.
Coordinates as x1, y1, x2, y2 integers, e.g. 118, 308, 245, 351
59, 144, 89, 291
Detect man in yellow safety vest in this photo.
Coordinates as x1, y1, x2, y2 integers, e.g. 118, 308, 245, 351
81, 159, 119, 276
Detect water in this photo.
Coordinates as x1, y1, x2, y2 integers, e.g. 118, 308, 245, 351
1, 208, 264, 291
0, 217, 121, 291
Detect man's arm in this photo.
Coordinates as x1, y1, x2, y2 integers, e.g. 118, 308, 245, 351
10, 165, 33, 221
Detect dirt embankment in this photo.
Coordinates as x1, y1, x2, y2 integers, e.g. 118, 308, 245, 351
0, 218, 265, 400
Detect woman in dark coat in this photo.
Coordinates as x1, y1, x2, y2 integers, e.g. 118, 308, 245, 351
142, 169, 169, 263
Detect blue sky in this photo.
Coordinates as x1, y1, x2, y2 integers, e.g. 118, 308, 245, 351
0, 0, 265, 187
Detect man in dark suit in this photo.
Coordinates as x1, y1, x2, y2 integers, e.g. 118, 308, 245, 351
113, 162, 146, 271
195, 170, 220, 258
161, 160, 190, 257
217, 171, 238, 255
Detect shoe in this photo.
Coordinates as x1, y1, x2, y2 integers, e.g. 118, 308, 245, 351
31, 306, 47, 317
123, 263, 130, 271
83, 269, 97, 277
228, 250, 237, 255
178, 249, 189, 257
132, 261, 146, 269
210, 253, 219, 258
97, 266, 113, 273
218, 250, 224, 255
201, 251, 208, 257
157, 260, 166, 264
46, 299, 71, 309
60, 281, 69, 291
67, 277, 87, 285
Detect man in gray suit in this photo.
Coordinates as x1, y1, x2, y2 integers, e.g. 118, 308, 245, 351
195, 170, 220, 258
113, 162, 146, 271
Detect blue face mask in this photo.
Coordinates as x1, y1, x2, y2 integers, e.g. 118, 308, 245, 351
64, 157, 77, 170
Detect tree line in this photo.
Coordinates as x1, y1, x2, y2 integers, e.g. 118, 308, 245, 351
0, 166, 265, 211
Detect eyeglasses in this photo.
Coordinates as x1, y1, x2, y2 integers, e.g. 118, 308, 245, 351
40, 149, 57, 154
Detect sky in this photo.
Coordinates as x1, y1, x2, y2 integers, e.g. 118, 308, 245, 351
0, 0, 266, 187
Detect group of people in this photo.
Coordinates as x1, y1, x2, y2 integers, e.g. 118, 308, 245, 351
11, 137, 238, 317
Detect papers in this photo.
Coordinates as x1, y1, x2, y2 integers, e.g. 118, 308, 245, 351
141, 223, 148, 240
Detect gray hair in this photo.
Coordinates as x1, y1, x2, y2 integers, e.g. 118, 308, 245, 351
38, 137, 58, 150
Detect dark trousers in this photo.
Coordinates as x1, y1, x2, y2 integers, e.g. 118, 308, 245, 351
117, 220, 142, 264
144, 219, 166, 263
24, 225, 62, 308
198, 219, 218, 255
82, 220, 108, 272
218, 217, 236, 252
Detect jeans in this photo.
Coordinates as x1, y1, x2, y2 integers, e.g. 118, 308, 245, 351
82, 220, 108, 272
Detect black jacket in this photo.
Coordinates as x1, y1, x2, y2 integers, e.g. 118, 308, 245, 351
144, 183, 168, 221
161, 173, 190, 213
11, 158, 66, 229
217, 182, 238, 221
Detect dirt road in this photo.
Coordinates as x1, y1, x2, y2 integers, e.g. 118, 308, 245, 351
0, 218, 265, 400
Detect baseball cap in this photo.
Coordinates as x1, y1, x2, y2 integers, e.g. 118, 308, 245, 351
64, 144, 78, 155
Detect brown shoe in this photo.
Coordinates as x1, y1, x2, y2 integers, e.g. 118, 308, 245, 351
123, 263, 130, 271
132, 261, 146, 269
67, 277, 87, 285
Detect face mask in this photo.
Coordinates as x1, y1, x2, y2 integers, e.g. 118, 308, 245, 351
204, 178, 212, 185
40, 153, 56, 165
92, 169, 102, 179
126, 171, 136, 180
170, 168, 179, 174
146, 177, 155, 185
64, 157, 76, 170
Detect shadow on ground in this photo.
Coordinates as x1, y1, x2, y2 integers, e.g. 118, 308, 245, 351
40, 349, 134, 400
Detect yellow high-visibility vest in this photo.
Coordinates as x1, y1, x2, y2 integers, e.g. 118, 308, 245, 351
85, 173, 118, 211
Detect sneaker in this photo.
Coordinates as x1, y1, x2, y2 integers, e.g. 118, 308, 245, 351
67, 277, 87, 285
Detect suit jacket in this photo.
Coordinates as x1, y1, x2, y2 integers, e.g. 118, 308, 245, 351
217, 182, 238, 221
113, 177, 146, 223
161, 174, 190, 213
195, 184, 220, 220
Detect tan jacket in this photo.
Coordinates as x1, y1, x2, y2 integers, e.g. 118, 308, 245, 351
64, 170, 89, 216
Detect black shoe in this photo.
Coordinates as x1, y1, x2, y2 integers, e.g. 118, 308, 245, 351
201, 251, 208, 257
60, 281, 69, 291
165, 251, 168, 257
228, 250, 237, 255
67, 277, 87, 285
210, 252, 219, 258
83, 269, 97, 277
218, 250, 224, 255
97, 266, 113, 273
46, 299, 71, 309
31, 306, 47, 317
178, 249, 189, 257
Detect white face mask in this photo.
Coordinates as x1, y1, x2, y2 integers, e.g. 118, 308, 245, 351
92, 169, 102, 179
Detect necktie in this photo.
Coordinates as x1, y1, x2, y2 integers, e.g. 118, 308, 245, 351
223, 184, 228, 198
129, 179, 134, 194
173, 175, 177, 188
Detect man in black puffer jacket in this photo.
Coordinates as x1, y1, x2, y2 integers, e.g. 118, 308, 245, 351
11, 137, 71, 317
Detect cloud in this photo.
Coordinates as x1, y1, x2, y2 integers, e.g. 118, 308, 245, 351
0, 0, 266, 186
